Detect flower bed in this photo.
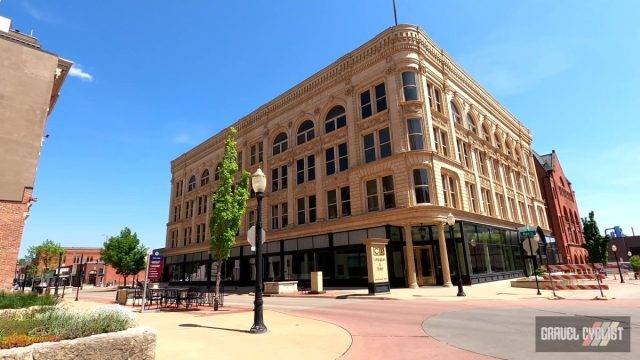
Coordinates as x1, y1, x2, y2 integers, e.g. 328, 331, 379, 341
0, 305, 136, 349
0, 292, 58, 310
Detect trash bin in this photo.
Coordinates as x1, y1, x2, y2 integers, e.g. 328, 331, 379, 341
116, 289, 128, 305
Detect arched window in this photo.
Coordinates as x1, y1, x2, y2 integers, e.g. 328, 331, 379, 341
401, 71, 418, 101
272, 132, 288, 155
187, 175, 196, 191
451, 102, 461, 124
325, 106, 346, 134
494, 133, 502, 150
214, 163, 221, 181
297, 120, 315, 145
200, 169, 210, 186
413, 169, 431, 204
466, 114, 477, 133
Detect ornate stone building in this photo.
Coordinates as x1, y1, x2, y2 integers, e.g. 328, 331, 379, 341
162, 25, 549, 288
0, 17, 71, 290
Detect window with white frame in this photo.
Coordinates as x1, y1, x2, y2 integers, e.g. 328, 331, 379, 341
325, 143, 348, 176
360, 82, 387, 119
296, 155, 315, 184
271, 165, 288, 192
481, 187, 493, 216
325, 105, 347, 134
406, 118, 424, 150
441, 173, 459, 209
466, 114, 477, 134
401, 71, 418, 101
413, 168, 431, 204
272, 132, 288, 155
363, 127, 391, 163
297, 120, 315, 145
201, 169, 210, 186
188, 176, 196, 191
456, 139, 471, 168
250, 142, 263, 165
451, 102, 461, 124
427, 82, 443, 113
433, 127, 449, 157
466, 182, 478, 213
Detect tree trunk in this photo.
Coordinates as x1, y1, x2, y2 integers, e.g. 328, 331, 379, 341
123, 276, 128, 287
214, 260, 222, 311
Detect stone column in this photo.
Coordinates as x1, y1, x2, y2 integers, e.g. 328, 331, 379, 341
403, 225, 418, 288
437, 223, 452, 287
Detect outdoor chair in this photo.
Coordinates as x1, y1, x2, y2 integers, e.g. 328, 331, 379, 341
147, 289, 162, 309
163, 289, 179, 308
131, 288, 144, 306
184, 288, 200, 308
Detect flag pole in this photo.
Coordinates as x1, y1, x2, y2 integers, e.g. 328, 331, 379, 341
392, 0, 398, 26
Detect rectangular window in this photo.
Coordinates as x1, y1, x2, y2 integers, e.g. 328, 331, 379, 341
271, 168, 279, 192
338, 143, 348, 171
281, 202, 288, 228
251, 145, 257, 165
508, 197, 517, 221
271, 204, 279, 230
407, 118, 424, 150
363, 133, 376, 163
248, 210, 256, 228
466, 182, 478, 213
327, 190, 338, 219
433, 127, 449, 157
482, 188, 493, 216
296, 158, 305, 184
379, 127, 391, 158
402, 71, 418, 101
442, 173, 458, 209
366, 179, 379, 212
382, 175, 396, 209
196, 225, 201, 244
297, 197, 305, 225
340, 186, 351, 216
325, 147, 335, 176
360, 89, 372, 119
375, 83, 387, 112
427, 83, 434, 109
434, 87, 442, 113
281, 165, 288, 189
308, 195, 317, 223
307, 155, 315, 181
413, 169, 431, 204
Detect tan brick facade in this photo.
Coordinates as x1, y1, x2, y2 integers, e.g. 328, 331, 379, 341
163, 25, 551, 286
0, 17, 70, 290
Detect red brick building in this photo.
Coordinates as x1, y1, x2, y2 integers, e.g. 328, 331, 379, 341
57, 247, 145, 287
534, 150, 588, 264
0, 17, 71, 290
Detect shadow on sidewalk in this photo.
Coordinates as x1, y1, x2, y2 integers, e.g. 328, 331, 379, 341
179, 323, 251, 334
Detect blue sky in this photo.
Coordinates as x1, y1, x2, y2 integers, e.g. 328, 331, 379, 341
2, 0, 638, 254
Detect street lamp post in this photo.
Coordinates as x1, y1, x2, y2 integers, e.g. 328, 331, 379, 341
611, 245, 624, 283
446, 213, 465, 297
250, 169, 267, 334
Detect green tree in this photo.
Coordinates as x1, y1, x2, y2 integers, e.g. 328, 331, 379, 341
27, 239, 65, 283
209, 127, 250, 309
101, 227, 148, 286
581, 211, 609, 265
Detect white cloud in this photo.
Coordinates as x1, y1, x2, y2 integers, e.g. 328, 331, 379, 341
23, 2, 58, 23
68, 65, 93, 82
172, 133, 192, 145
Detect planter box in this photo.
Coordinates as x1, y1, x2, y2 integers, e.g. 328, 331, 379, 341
0, 327, 157, 360
264, 281, 298, 294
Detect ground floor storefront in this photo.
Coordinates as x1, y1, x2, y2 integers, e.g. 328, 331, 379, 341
162, 217, 550, 288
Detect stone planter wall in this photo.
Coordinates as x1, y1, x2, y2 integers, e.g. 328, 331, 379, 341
0, 327, 157, 360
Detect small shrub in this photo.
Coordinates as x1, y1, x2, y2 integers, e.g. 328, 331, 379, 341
630, 255, 640, 272
0, 292, 58, 309
0, 305, 135, 349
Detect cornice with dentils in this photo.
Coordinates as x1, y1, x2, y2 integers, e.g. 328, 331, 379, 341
172, 24, 532, 172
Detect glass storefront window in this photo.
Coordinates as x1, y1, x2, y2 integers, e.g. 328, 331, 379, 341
334, 248, 366, 280
284, 252, 313, 280
265, 255, 282, 281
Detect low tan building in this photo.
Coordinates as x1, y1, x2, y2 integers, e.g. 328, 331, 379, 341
162, 24, 550, 289
0, 16, 71, 290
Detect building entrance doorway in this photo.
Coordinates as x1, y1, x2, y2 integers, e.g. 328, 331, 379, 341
414, 245, 436, 286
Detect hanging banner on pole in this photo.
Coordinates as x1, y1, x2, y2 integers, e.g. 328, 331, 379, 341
147, 252, 164, 282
